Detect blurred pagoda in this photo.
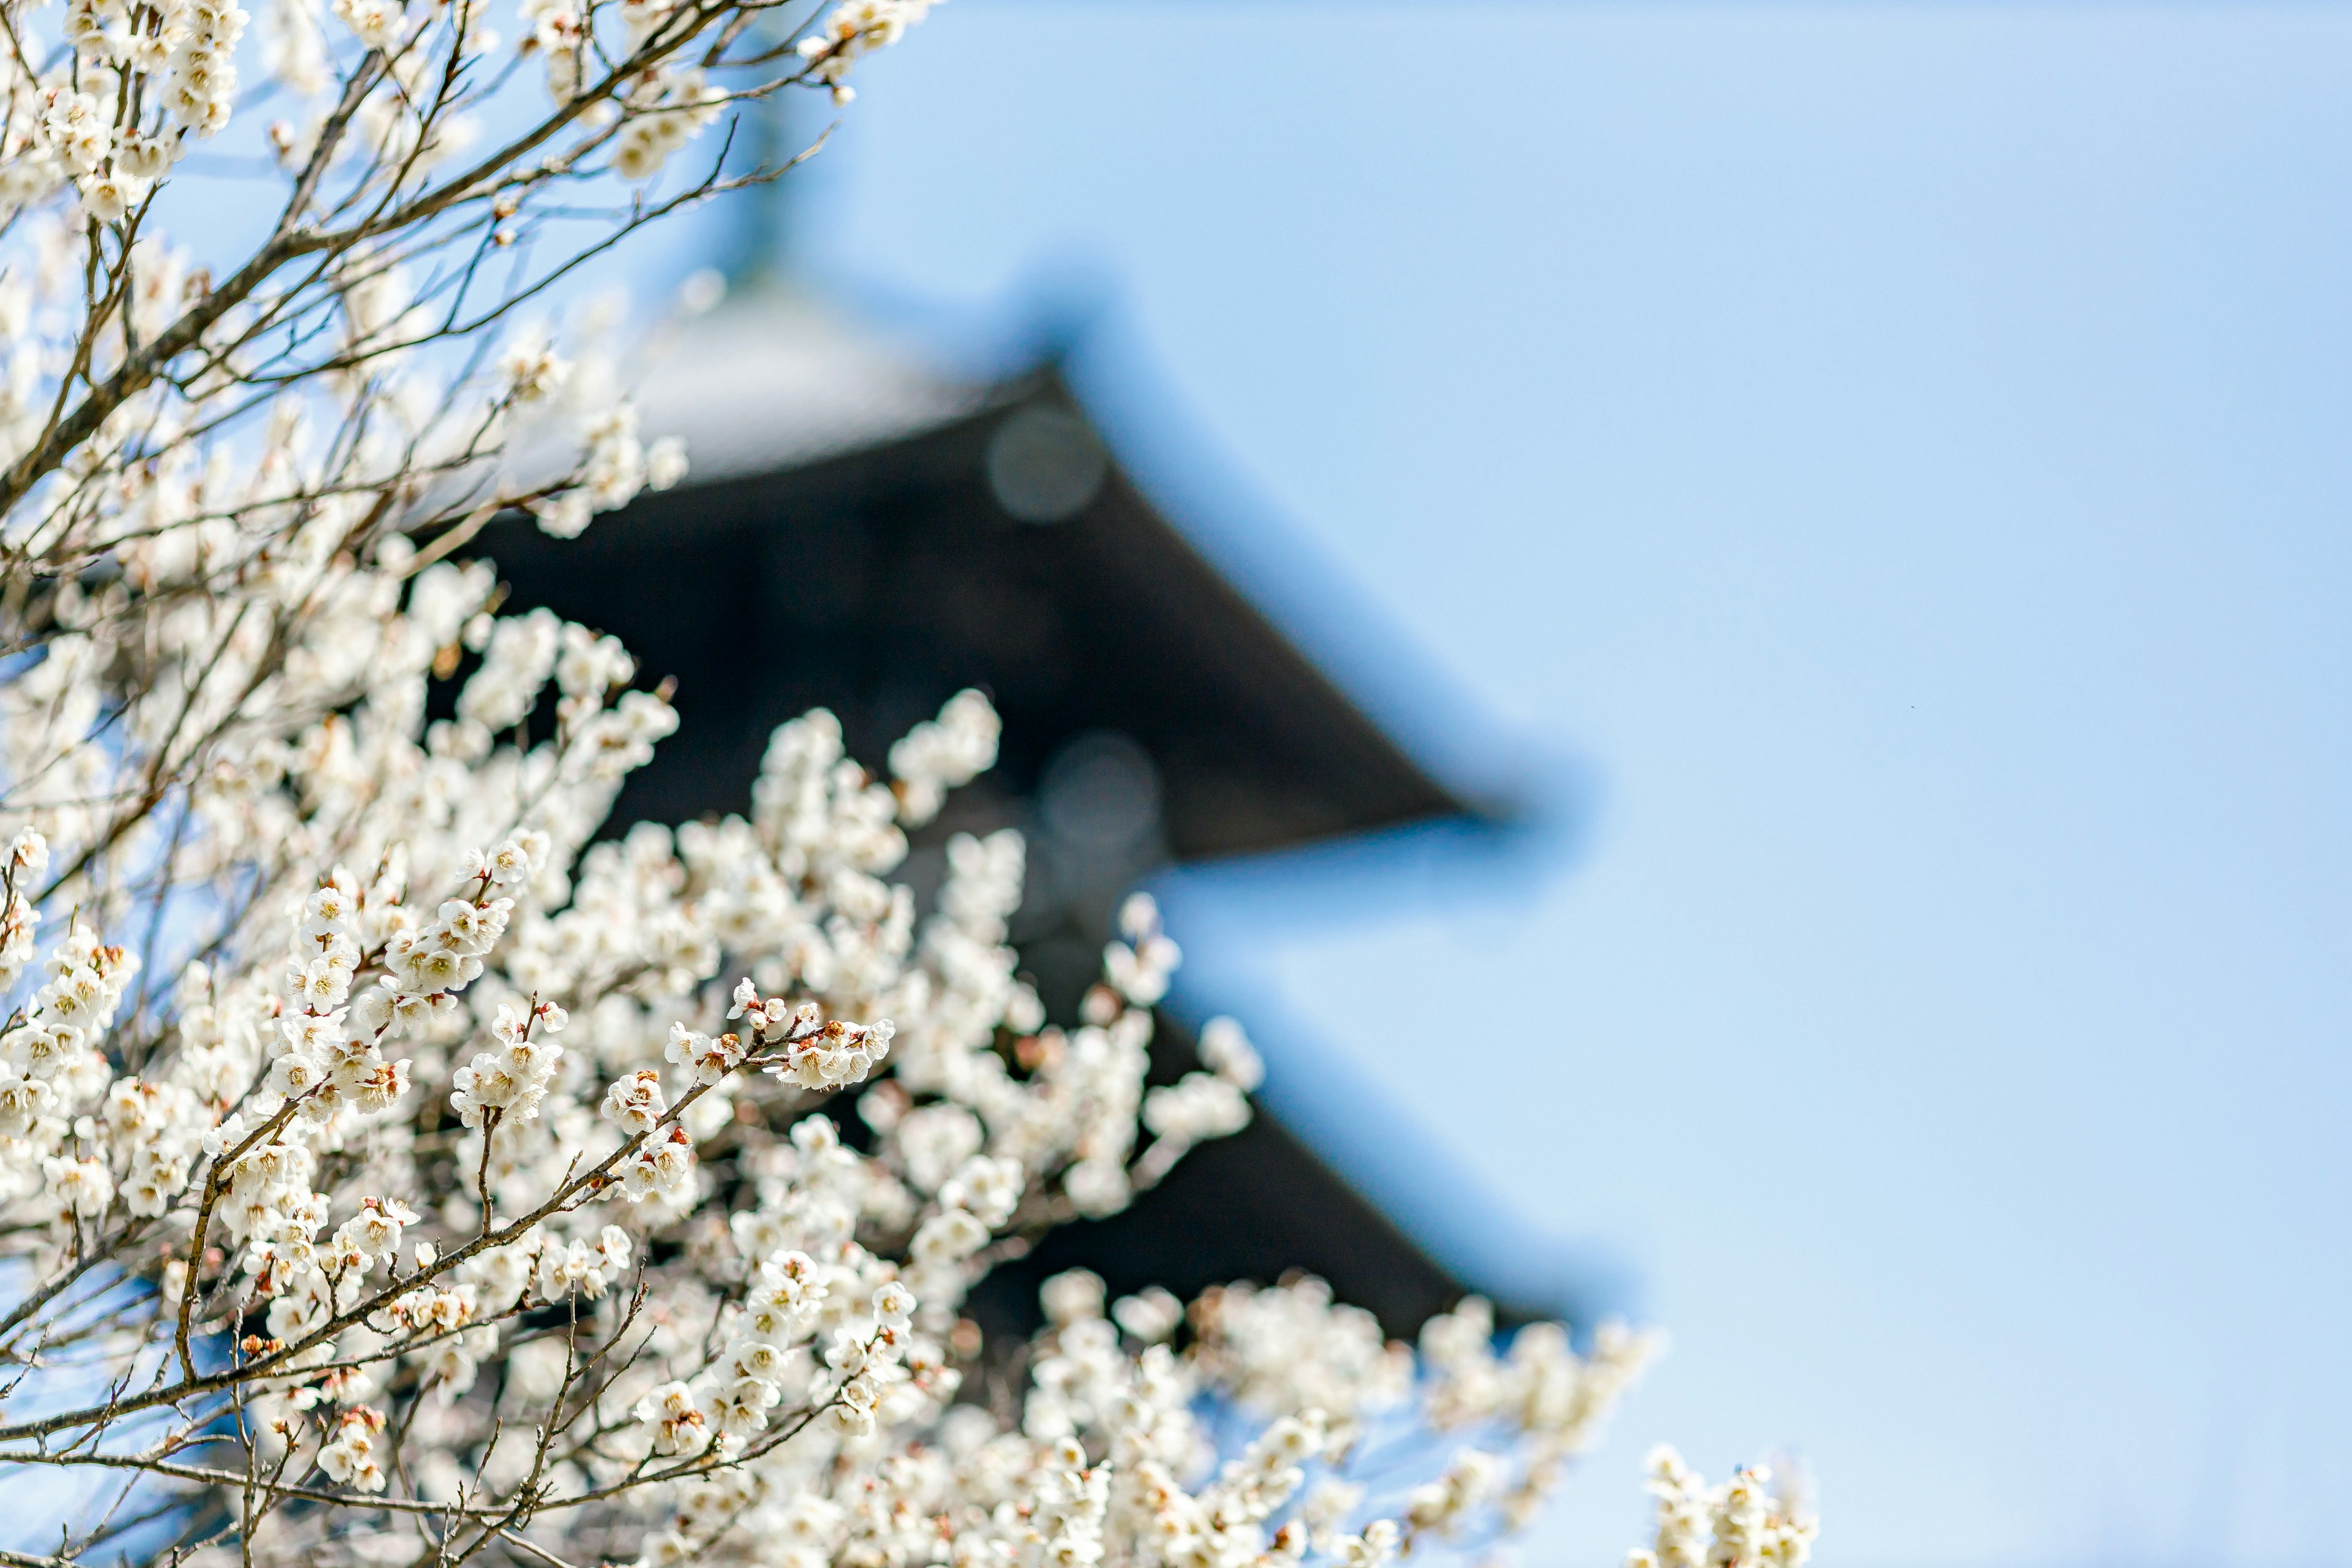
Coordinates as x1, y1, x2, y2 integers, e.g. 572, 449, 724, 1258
483, 145, 1587, 1337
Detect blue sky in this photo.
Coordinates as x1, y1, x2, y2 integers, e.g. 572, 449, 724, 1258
638, 6, 2352, 1567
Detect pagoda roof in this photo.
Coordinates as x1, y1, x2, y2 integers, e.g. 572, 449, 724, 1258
478, 293, 1587, 1334
491, 292, 1511, 857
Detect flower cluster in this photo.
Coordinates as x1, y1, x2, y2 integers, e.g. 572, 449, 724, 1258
0, 621, 1714, 1568
1626, 1447, 1820, 1568
888, 687, 1001, 826
0, 828, 47, 991
600, 1254, 1666, 1568
795, 0, 946, 104
1418, 1297, 1667, 1528
450, 997, 566, 1126
15, 0, 239, 222
2, 918, 138, 1199
317, 1405, 389, 1491
609, 69, 728, 184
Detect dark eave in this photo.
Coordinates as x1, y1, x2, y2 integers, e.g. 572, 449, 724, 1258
480, 373, 1488, 861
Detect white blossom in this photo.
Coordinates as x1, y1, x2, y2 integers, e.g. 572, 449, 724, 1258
1626, 1447, 1819, 1568
317, 1406, 389, 1491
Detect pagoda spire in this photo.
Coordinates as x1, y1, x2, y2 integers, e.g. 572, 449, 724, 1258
723, 77, 829, 292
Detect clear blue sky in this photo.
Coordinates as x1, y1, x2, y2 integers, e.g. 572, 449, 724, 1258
650, 6, 2352, 1567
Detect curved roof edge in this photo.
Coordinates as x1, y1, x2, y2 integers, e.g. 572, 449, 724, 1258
630, 290, 1539, 844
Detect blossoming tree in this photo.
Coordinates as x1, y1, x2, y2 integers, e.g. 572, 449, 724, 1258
0, 0, 1823, 1564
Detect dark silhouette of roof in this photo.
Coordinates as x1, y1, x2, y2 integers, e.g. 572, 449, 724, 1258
481, 294, 1542, 1337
